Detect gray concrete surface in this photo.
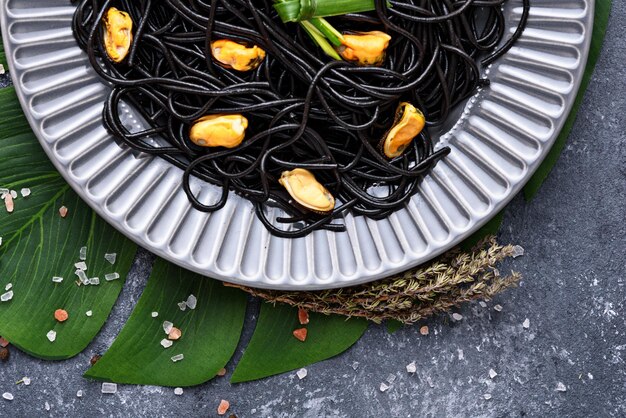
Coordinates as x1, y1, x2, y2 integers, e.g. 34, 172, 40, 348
1, 4, 625, 417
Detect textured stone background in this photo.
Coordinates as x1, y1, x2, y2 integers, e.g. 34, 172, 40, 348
1, 4, 625, 417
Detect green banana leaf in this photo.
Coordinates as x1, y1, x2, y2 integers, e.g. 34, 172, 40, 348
0, 87, 137, 359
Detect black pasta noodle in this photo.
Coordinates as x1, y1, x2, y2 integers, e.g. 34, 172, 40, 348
71, 0, 530, 238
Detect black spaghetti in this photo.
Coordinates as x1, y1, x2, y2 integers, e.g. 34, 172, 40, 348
71, 0, 529, 238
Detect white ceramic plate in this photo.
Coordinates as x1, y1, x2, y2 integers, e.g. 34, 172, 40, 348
1, 0, 594, 289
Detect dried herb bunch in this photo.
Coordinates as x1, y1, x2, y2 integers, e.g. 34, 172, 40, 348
226, 236, 521, 324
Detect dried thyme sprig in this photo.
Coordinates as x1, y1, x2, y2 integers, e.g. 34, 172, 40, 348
224, 236, 521, 324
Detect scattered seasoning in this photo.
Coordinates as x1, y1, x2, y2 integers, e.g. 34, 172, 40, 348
4, 194, 14, 213
160, 339, 173, 349
406, 361, 416, 374
45, 401, 51, 411
379, 382, 390, 392
104, 253, 117, 265
2, 392, 14, 401
59, 206, 68, 218
0, 337, 9, 347
298, 308, 310, 325
163, 321, 174, 334
76, 390, 83, 398
419, 325, 429, 336
494, 304, 503, 312
86, 310, 93, 317
511, 245, 525, 258
352, 361, 360, 370
1, 290, 14, 302
46, 330, 57, 342
484, 394, 492, 400
452, 313, 463, 321
20, 188, 31, 198
5, 283, 12, 291
296, 368, 308, 380
0, 347, 9, 362
79, 246, 87, 261
174, 387, 183, 396
75, 270, 89, 285
177, 302, 187, 311
171, 354, 184, 362
386, 373, 396, 384
54, 309, 69, 322
52, 276, 64, 283
90, 354, 102, 366
522, 318, 530, 329
101, 382, 118, 394
217, 400, 230, 416
217, 368, 227, 377
556, 382, 567, 392
151, 312, 159, 318
489, 369, 498, 379
293, 328, 308, 342
186, 294, 197, 310
104, 273, 119, 281
75, 262, 87, 271
479, 301, 488, 308
168, 327, 182, 341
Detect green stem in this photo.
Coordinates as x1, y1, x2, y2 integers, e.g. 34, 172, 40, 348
309, 18, 345, 47
275, 0, 377, 23
300, 21, 342, 60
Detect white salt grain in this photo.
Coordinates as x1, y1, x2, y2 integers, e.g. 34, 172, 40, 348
296, 368, 308, 380
76, 270, 89, 285
86, 310, 93, 317
22, 377, 31, 386
5, 283, 12, 291
171, 354, 184, 362
76, 390, 83, 398
52, 276, 64, 283
494, 304, 503, 312
2, 393, 13, 401
151, 312, 159, 318
0, 237, 3, 247
556, 382, 567, 392
4, 194, 14, 213
379, 382, 390, 392
163, 321, 174, 334
89, 277, 100, 286
46, 330, 57, 342
174, 388, 183, 396
160, 339, 173, 349
479, 301, 488, 308
352, 361, 360, 371
452, 313, 463, 321
45, 401, 50, 411
1, 290, 14, 302
406, 361, 417, 374
79, 246, 87, 261
178, 302, 187, 311
489, 369, 498, 379
105, 273, 120, 281
20, 188, 31, 198
386, 373, 396, 384
0, 64, 4, 75
522, 318, 530, 329
186, 294, 197, 310
101, 382, 118, 394
10, 190, 17, 199
104, 253, 117, 265
75, 262, 87, 271
484, 394, 492, 400
588, 373, 594, 380
511, 245, 525, 258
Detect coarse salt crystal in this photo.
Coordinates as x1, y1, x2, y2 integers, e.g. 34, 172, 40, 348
386, 373, 396, 384
1, 290, 14, 302
2, 392, 14, 401
59, 206, 68, 218
489, 369, 498, 379
296, 368, 308, 380
352, 361, 360, 371
105, 273, 119, 281
186, 294, 197, 310
0, 64, 5, 75
0, 188, 7, 197
494, 304, 503, 312
511, 245, 525, 258
178, 302, 187, 311
406, 362, 417, 373
75, 262, 87, 271
479, 301, 488, 308
86, 310, 93, 317
46, 330, 57, 342
89, 277, 100, 286
379, 382, 390, 392
452, 313, 463, 321
151, 312, 159, 318
171, 354, 184, 362
76, 390, 83, 398
52, 276, 64, 283
163, 321, 173, 334
79, 246, 87, 261
0, 237, 2, 247
5, 283, 12, 291
10, 190, 17, 199
20, 188, 31, 198
104, 253, 117, 265
522, 318, 530, 329
22, 377, 31, 386
45, 401, 50, 411
484, 394, 492, 400
101, 383, 117, 394
556, 382, 567, 392
174, 387, 183, 396
160, 339, 173, 349
75, 270, 89, 285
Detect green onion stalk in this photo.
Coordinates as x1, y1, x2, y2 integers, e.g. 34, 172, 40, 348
273, 0, 377, 60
